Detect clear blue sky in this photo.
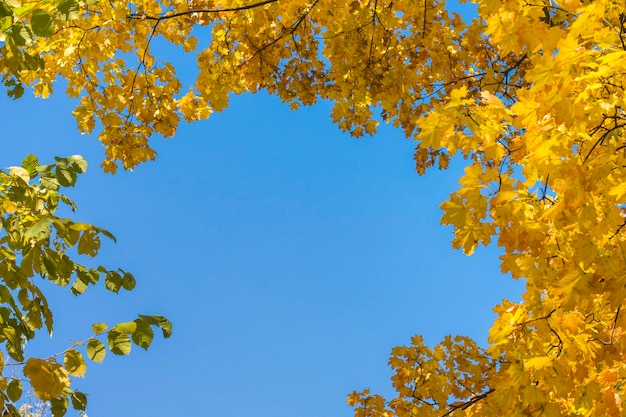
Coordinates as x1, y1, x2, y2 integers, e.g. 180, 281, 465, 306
2, 63, 523, 416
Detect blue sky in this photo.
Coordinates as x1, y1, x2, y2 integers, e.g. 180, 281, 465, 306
2, 77, 523, 415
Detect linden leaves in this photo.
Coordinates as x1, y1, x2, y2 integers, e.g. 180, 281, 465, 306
21, 315, 171, 416
0, 155, 171, 416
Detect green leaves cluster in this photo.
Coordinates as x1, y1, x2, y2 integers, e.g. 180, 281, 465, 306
0, 154, 127, 349
0, 154, 170, 416
19, 314, 171, 416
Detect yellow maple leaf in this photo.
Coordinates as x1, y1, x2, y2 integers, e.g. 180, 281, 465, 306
523, 356, 553, 371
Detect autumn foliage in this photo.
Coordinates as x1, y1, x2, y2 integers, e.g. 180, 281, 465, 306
1, 0, 626, 414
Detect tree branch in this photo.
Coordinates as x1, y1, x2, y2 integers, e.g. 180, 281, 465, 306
127, 0, 278, 21
441, 389, 495, 416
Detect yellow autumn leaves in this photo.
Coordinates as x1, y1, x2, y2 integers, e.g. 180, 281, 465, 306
24, 358, 71, 401
348, 0, 626, 414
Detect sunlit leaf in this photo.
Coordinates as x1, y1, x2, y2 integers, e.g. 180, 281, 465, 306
86, 339, 106, 363
64, 349, 86, 377
23, 358, 70, 401
108, 331, 131, 355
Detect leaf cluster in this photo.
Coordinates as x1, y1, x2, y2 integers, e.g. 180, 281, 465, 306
0, 154, 170, 416
0, 0, 95, 98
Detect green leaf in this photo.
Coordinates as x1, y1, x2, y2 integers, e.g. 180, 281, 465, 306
140, 315, 173, 338
71, 276, 88, 295
3, 327, 23, 361
50, 396, 68, 417
62, 226, 80, 247
35, 163, 55, 174
4, 404, 19, 417
30, 9, 54, 37
69, 155, 87, 173
0, 16, 12, 33
81, 268, 100, 284
39, 173, 60, 191
7, 378, 22, 402
68, 222, 93, 231
132, 318, 154, 350
24, 216, 52, 240
21, 52, 44, 70
70, 391, 87, 411
157, 317, 173, 338
57, 0, 80, 20
0, 2, 12, 17
91, 323, 107, 334
64, 349, 86, 377
21, 154, 39, 178
93, 226, 116, 242
77, 229, 100, 257
108, 331, 131, 355
86, 339, 106, 362
6, 81, 24, 100
122, 271, 136, 290
56, 165, 77, 187
104, 271, 122, 293
59, 194, 77, 211
10, 23, 31, 46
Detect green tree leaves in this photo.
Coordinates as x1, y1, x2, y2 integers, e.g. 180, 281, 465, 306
30, 9, 53, 36
132, 319, 154, 350
6, 379, 21, 403
0, 155, 169, 416
108, 331, 132, 355
105, 315, 172, 355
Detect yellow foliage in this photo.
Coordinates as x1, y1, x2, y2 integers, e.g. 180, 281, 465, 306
23, 358, 70, 401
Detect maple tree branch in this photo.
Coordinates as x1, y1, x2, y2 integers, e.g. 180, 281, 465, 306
124, 20, 160, 130
422, 0, 427, 37
539, 174, 555, 204
519, 309, 556, 326
127, 0, 278, 20
413, 394, 437, 408
455, 378, 478, 397
491, 53, 528, 98
441, 389, 495, 417
584, 108, 626, 163
589, 306, 621, 345
239, 0, 316, 67
609, 220, 626, 240
368, 0, 379, 65
619, 13, 626, 51
546, 318, 563, 356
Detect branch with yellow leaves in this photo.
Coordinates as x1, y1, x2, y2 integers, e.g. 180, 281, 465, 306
126, 0, 278, 21
442, 388, 495, 417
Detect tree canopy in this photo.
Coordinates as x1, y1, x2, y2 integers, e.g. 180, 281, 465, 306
2, 0, 626, 415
